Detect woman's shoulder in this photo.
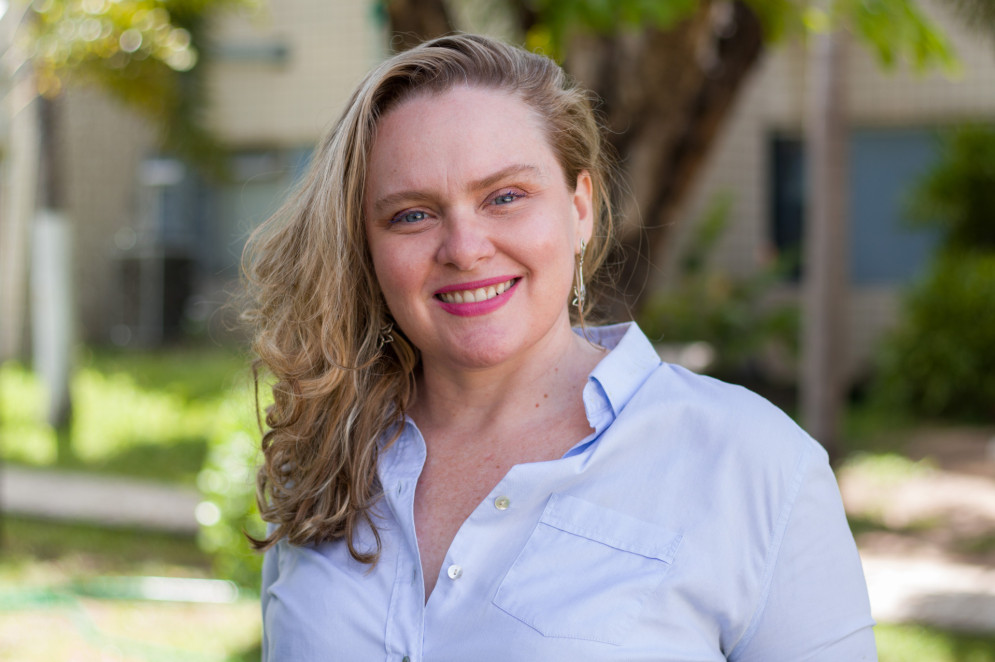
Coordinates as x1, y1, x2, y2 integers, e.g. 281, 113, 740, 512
619, 360, 827, 477
586, 321, 825, 476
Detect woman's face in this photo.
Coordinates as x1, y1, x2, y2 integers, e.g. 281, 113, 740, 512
364, 86, 593, 373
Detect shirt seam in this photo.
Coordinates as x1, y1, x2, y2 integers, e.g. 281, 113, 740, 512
727, 438, 814, 658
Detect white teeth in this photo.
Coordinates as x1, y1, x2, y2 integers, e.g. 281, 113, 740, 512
439, 279, 514, 304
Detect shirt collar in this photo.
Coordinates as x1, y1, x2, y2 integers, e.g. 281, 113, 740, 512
579, 322, 662, 426
381, 322, 663, 478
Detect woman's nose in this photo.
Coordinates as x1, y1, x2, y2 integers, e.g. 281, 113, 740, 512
436, 212, 495, 271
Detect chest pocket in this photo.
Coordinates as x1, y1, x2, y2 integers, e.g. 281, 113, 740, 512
493, 493, 683, 645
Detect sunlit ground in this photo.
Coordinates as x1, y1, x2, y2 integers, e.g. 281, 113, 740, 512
0, 600, 259, 662
0, 517, 261, 662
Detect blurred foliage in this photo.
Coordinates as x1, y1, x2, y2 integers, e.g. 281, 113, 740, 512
871, 253, 995, 421
20, 0, 257, 174
870, 125, 995, 422
842, 400, 921, 455
87, 344, 249, 401
947, 0, 995, 38
876, 624, 995, 662
907, 125, 995, 251
196, 392, 268, 591
2, 515, 212, 573
837, 0, 958, 72
638, 194, 798, 378
0, 345, 266, 589
840, 451, 935, 484
1, 349, 240, 481
522, 0, 696, 54
520, 0, 957, 73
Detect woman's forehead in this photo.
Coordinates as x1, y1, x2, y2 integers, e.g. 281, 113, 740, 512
366, 87, 555, 192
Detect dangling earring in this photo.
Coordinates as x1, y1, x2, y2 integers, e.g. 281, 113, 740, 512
572, 240, 587, 310
378, 320, 394, 349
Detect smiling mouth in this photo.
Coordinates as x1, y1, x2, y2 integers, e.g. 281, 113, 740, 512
436, 278, 518, 304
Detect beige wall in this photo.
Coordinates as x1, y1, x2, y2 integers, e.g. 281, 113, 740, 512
669, 0, 995, 379
63, 89, 156, 344
206, 0, 386, 145
56, 0, 384, 344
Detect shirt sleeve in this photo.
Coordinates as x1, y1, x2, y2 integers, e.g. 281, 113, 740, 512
729, 443, 878, 662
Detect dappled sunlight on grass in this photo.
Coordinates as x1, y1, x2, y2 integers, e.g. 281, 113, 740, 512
0, 518, 261, 661
71, 367, 215, 463
877, 624, 995, 662
0, 362, 57, 464
0, 597, 260, 662
0, 347, 256, 485
0, 344, 269, 590
841, 451, 938, 484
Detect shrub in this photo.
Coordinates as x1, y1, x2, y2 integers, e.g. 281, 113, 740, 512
196, 389, 267, 591
638, 195, 799, 378
872, 253, 995, 420
907, 124, 995, 251
870, 125, 995, 422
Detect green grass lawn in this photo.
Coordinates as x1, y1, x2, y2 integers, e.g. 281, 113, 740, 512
1, 344, 253, 483
1, 516, 261, 662
877, 624, 995, 662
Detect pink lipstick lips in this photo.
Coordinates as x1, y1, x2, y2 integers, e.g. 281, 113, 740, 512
434, 276, 519, 317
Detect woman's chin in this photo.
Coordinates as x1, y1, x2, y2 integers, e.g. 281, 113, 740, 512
407, 307, 576, 374
428, 343, 519, 372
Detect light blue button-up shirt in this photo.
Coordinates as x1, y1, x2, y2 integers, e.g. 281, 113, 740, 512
261, 323, 876, 661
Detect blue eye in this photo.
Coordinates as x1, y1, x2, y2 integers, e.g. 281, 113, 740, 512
391, 210, 428, 224
492, 190, 524, 205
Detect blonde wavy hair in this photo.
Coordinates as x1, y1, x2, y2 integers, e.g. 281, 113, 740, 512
242, 33, 615, 563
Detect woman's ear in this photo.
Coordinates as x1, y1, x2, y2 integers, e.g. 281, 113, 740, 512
573, 170, 595, 247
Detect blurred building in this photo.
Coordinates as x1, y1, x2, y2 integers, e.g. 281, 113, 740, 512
12, 0, 386, 348
5, 0, 993, 379
670, 0, 995, 381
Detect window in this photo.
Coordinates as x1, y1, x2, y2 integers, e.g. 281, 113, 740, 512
768, 128, 941, 285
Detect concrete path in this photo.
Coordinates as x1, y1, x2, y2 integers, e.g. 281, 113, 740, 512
1, 465, 201, 534
861, 552, 995, 632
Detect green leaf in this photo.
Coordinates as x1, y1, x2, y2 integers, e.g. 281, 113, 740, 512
838, 0, 960, 74
24, 0, 256, 175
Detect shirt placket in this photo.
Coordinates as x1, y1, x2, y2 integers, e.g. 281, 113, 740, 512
420, 456, 587, 651
420, 474, 522, 649
380, 428, 427, 662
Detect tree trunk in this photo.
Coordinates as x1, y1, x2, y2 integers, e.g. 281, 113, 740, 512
384, 0, 453, 51
0, 80, 39, 362
801, 29, 848, 460
565, 2, 764, 319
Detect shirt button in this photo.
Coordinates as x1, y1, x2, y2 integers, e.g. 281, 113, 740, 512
447, 564, 463, 580
494, 496, 510, 510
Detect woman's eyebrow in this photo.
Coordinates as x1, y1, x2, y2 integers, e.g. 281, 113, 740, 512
370, 189, 432, 215
371, 164, 545, 215
467, 163, 545, 192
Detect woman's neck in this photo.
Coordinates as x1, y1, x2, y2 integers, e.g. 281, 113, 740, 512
410, 325, 605, 441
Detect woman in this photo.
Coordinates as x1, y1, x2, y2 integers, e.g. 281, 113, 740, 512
244, 34, 876, 661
